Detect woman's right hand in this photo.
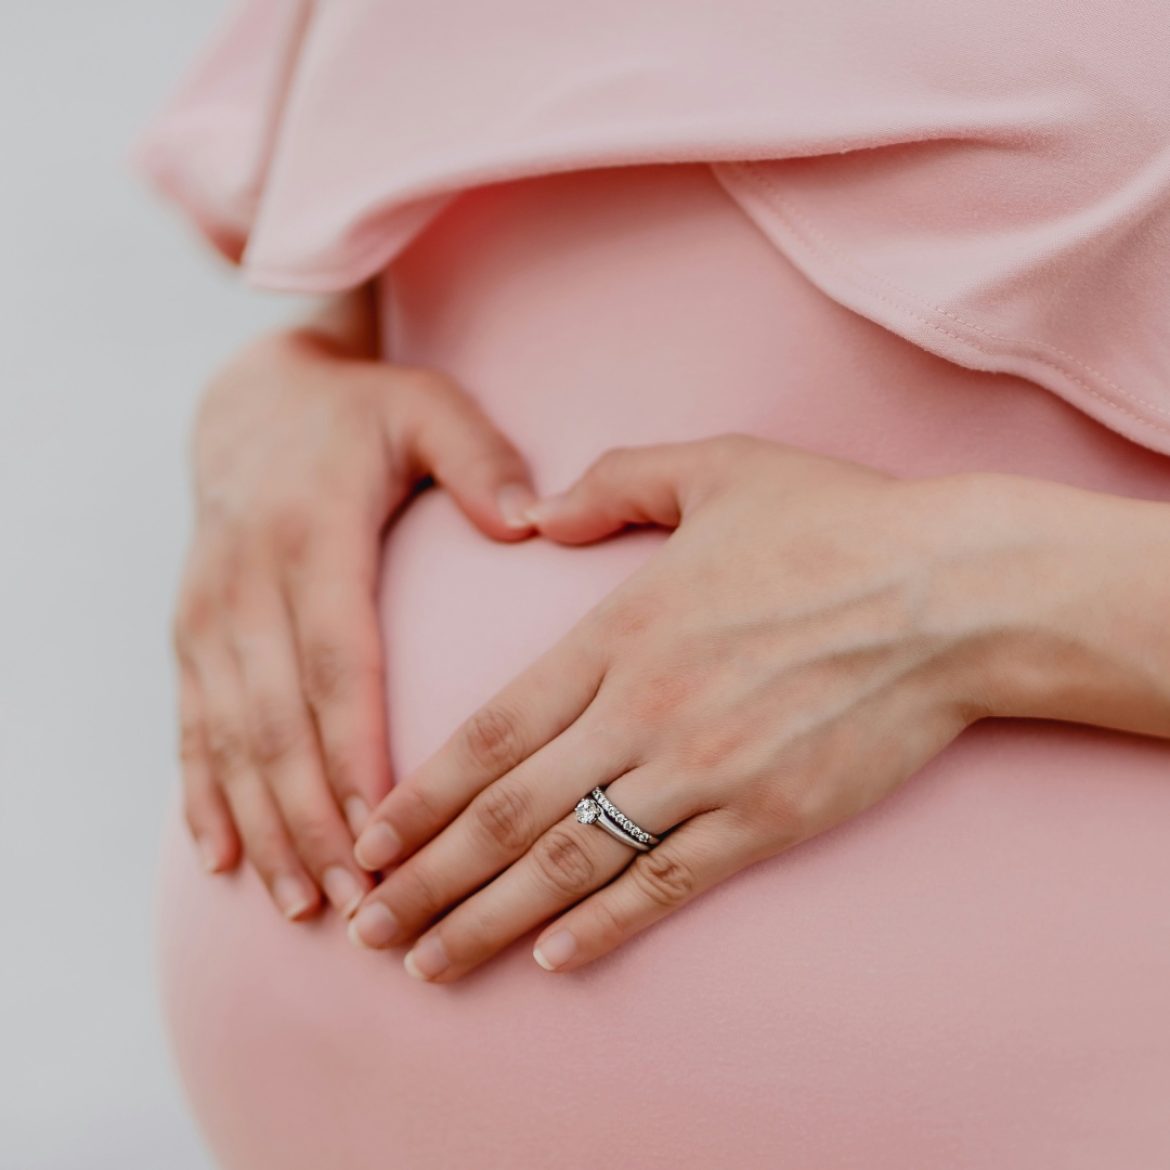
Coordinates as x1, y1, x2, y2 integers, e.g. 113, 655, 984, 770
173, 322, 537, 921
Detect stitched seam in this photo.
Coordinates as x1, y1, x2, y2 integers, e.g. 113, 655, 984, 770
721, 160, 1170, 430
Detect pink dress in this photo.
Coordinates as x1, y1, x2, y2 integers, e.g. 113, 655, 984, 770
136, 5, 1170, 1167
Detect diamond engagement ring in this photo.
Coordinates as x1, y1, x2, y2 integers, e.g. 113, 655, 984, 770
574, 786, 663, 852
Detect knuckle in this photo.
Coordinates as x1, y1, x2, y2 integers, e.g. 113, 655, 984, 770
742, 778, 809, 847
470, 783, 534, 852
531, 828, 597, 896
391, 781, 446, 831
586, 895, 630, 947
320, 746, 360, 796
177, 717, 205, 765
247, 697, 306, 767
461, 704, 525, 774
217, 565, 249, 615
302, 640, 366, 707
206, 723, 250, 781
456, 899, 514, 962
281, 803, 338, 863
239, 821, 289, 873
629, 848, 696, 908
268, 504, 314, 565
395, 862, 444, 920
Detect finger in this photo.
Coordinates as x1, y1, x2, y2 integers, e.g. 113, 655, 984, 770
284, 531, 393, 837
347, 709, 628, 949
532, 808, 749, 973
393, 765, 694, 983
353, 626, 606, 871
525, 438, 743, 544
394, 370, 538, 538
197, 649, 321, 920
176, 662, 239, 873
230, 590, 373, 917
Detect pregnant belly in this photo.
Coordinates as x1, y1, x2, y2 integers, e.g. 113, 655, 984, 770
158, 164, 1170, 1170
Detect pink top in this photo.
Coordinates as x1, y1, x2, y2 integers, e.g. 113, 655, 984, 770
134, 0, 1170, 455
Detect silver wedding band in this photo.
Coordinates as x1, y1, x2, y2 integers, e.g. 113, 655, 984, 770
574, 786, 663, 852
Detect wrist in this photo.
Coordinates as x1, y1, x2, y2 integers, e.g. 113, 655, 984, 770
288, 283, 380, 360
913, 471, 1170, 736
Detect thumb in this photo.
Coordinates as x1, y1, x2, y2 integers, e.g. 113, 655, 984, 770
395, 372, 537, 540
525, 441, 718, 545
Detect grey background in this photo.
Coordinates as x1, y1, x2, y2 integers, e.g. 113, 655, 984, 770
1, 5, 305, 1167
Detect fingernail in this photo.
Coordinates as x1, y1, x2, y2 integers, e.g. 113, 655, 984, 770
273, 875, 316, 921
322, 866, 365, 918
343, 795, 371, 836
197, 836, 224, 873
354, 822, 403, 870
533, 929, 577, 971
348, 901, 400, 949
497, 483, 537, 530
404, 935, 449, 980
523, 492, 569, 526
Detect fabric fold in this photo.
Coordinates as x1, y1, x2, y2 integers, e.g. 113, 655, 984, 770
132, 0, 1170, 454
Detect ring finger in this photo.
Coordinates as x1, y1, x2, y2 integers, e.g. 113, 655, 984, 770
395, 765, 695, 982
347, 710, 630, 948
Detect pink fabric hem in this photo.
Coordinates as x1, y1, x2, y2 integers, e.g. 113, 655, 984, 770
130, 0, 1170, 457
713, 162, 1170, 453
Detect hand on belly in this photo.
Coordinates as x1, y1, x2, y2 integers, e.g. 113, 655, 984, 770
172, 327, 539, 922
349, 433, 1148, 981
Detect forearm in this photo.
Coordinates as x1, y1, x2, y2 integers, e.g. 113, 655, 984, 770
930, 471, 1170, 739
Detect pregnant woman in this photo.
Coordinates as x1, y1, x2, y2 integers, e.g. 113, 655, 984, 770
136, 1, 1170, 1166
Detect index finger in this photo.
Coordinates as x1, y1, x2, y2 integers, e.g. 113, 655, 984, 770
353, 625, 607, 870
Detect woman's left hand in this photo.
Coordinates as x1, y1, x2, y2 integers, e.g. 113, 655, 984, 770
347, 435, 1027, 980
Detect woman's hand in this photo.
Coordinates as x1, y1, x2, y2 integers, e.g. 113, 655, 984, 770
346, 435, 1037, 979
174, 319, 537, 921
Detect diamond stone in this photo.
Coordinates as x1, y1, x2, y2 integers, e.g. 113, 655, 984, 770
575, 798, 600, 824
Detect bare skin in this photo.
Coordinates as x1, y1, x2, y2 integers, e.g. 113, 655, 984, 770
178, 294, 1170, 966
174, 286, 538, 919
348, 439, 1170, 980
